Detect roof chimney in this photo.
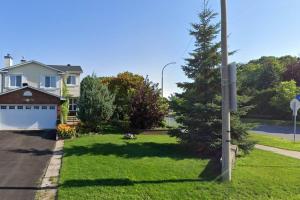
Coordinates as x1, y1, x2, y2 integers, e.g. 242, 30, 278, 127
20, 56, 26, 63
4, 54, 13, 67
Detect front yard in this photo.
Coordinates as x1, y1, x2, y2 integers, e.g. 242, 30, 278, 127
250, 132, 300, 151
58, 134, 300, 200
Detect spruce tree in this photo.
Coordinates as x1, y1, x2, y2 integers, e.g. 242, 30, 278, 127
169, 2, 254, 156
78, 74, 115, 132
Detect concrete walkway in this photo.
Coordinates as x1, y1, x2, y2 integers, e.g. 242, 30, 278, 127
255, 144, 300, 159
35, 140, 64, 200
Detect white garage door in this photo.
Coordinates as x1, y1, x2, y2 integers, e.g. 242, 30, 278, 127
0, 105, 57, 130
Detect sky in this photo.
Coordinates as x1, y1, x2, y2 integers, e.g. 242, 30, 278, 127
0, 0, 300, 97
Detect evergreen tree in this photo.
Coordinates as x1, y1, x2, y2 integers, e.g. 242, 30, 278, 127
78, 74, 115, 131
169, 2, 254, 156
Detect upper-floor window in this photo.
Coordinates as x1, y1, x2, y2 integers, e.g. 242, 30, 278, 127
10, 75, 22, 87
45, 76, 56, 88
67, 75, 76, 85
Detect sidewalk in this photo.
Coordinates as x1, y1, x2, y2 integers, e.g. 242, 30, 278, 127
255, 144, 300, 159
35, 140, 64, 200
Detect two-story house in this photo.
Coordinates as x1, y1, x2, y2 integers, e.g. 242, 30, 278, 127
0, 54, 82, 130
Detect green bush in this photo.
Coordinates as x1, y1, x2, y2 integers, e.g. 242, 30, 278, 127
78, 74, 115, 132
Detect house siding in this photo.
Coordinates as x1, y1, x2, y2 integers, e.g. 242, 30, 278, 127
2, 63, 62, 96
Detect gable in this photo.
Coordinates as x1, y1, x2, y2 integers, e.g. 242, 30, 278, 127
0, 60, 65, 73
0, 87, 61, 104
7, 62, 61, 75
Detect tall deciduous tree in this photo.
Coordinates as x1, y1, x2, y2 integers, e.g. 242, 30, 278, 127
170, 2, 253, 156
101, 72, 144, 120
283, 62, 300, 86
78, 74, 115, 131
129, 77, 168, 130
271, 80, 299, 114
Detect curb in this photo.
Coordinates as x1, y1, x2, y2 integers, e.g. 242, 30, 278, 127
35, 140, 64, 200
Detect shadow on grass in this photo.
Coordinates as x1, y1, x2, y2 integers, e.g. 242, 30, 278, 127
198, 158, 221, 181
60, 160, 222, 188
238, 164, 300, 168
64, 142, 204, 160
60, 177, 214, 188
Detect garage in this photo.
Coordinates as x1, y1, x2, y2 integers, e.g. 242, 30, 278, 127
0, 86, 62, 131
0, 104, 57, 130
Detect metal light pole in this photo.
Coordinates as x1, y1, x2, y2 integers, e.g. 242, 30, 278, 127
161, 62, 176, 97
221, 0, 231, 181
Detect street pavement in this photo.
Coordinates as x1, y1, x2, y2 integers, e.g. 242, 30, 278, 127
252, 124, 300, 141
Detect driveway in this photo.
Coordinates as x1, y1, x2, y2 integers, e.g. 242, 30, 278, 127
0, 131, 56, 200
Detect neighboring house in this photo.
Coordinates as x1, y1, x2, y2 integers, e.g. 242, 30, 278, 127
0, 54, 82, 130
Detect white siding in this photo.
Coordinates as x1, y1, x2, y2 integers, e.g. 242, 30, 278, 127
3, 63, 62, 96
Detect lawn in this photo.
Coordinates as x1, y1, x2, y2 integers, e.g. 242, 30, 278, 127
250, 132, 300, 151
59, 134, 300, 200
242, 118, 298, 127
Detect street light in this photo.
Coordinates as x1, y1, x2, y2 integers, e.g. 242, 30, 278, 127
161, 62, 176, 97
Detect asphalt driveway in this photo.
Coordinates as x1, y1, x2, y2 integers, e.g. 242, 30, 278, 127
0, 131, 56, 200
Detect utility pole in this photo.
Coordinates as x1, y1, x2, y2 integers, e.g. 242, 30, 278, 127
221, 0, 231, 181
161, 62, 176, 97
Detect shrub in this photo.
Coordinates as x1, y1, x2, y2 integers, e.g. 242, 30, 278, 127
57, 124, 76, 139
129, 77, 168, 130
78, 74, 115, 132
270, 80, 299, 116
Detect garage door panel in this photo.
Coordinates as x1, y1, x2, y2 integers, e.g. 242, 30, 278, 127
0, 105, 57, 130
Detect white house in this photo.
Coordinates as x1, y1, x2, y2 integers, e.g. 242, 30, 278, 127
0, 54, 83, 130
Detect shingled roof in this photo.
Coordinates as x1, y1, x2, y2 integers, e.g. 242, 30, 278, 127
48, 64, 83, 73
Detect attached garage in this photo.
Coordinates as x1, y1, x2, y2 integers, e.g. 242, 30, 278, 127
0, 104, 57, 130
0, 86, 62, 130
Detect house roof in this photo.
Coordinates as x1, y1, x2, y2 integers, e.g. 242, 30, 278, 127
48, 65, 83, 73
0, 60, 83, 73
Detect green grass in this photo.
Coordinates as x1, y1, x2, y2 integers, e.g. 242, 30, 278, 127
59, 134, 300, 200
250, 132, 300, 151
243, 118, 298, 127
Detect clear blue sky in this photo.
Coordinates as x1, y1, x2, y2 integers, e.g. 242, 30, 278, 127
1, 0, 300, 97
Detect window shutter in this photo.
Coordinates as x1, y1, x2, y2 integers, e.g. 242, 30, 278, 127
76, 76, 79, 85
5, 75, 9, 88
22, 75, 27, 86
56, 76, 60, 88
40, 76, 45, 88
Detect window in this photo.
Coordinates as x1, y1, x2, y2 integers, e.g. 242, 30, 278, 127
0, 106, 6, 109
49, 106, 55, 110
69, 98, 78, 111
9, 106, 15, 109
67, 76, 76, 85
25, 106, 31, 110
45, 76, 56, 88
34, 106, 39, 110
42, 106, 47, 110
10, 75, 22, 87
17, 106, 23, 110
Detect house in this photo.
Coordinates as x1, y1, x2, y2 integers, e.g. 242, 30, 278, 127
0, 54, 82, 130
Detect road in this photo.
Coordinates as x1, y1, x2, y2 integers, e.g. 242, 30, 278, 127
252, 124, 300, 141
0, 131, 56, 200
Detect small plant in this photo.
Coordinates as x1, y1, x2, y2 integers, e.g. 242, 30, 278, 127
57, 124, 76, 139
